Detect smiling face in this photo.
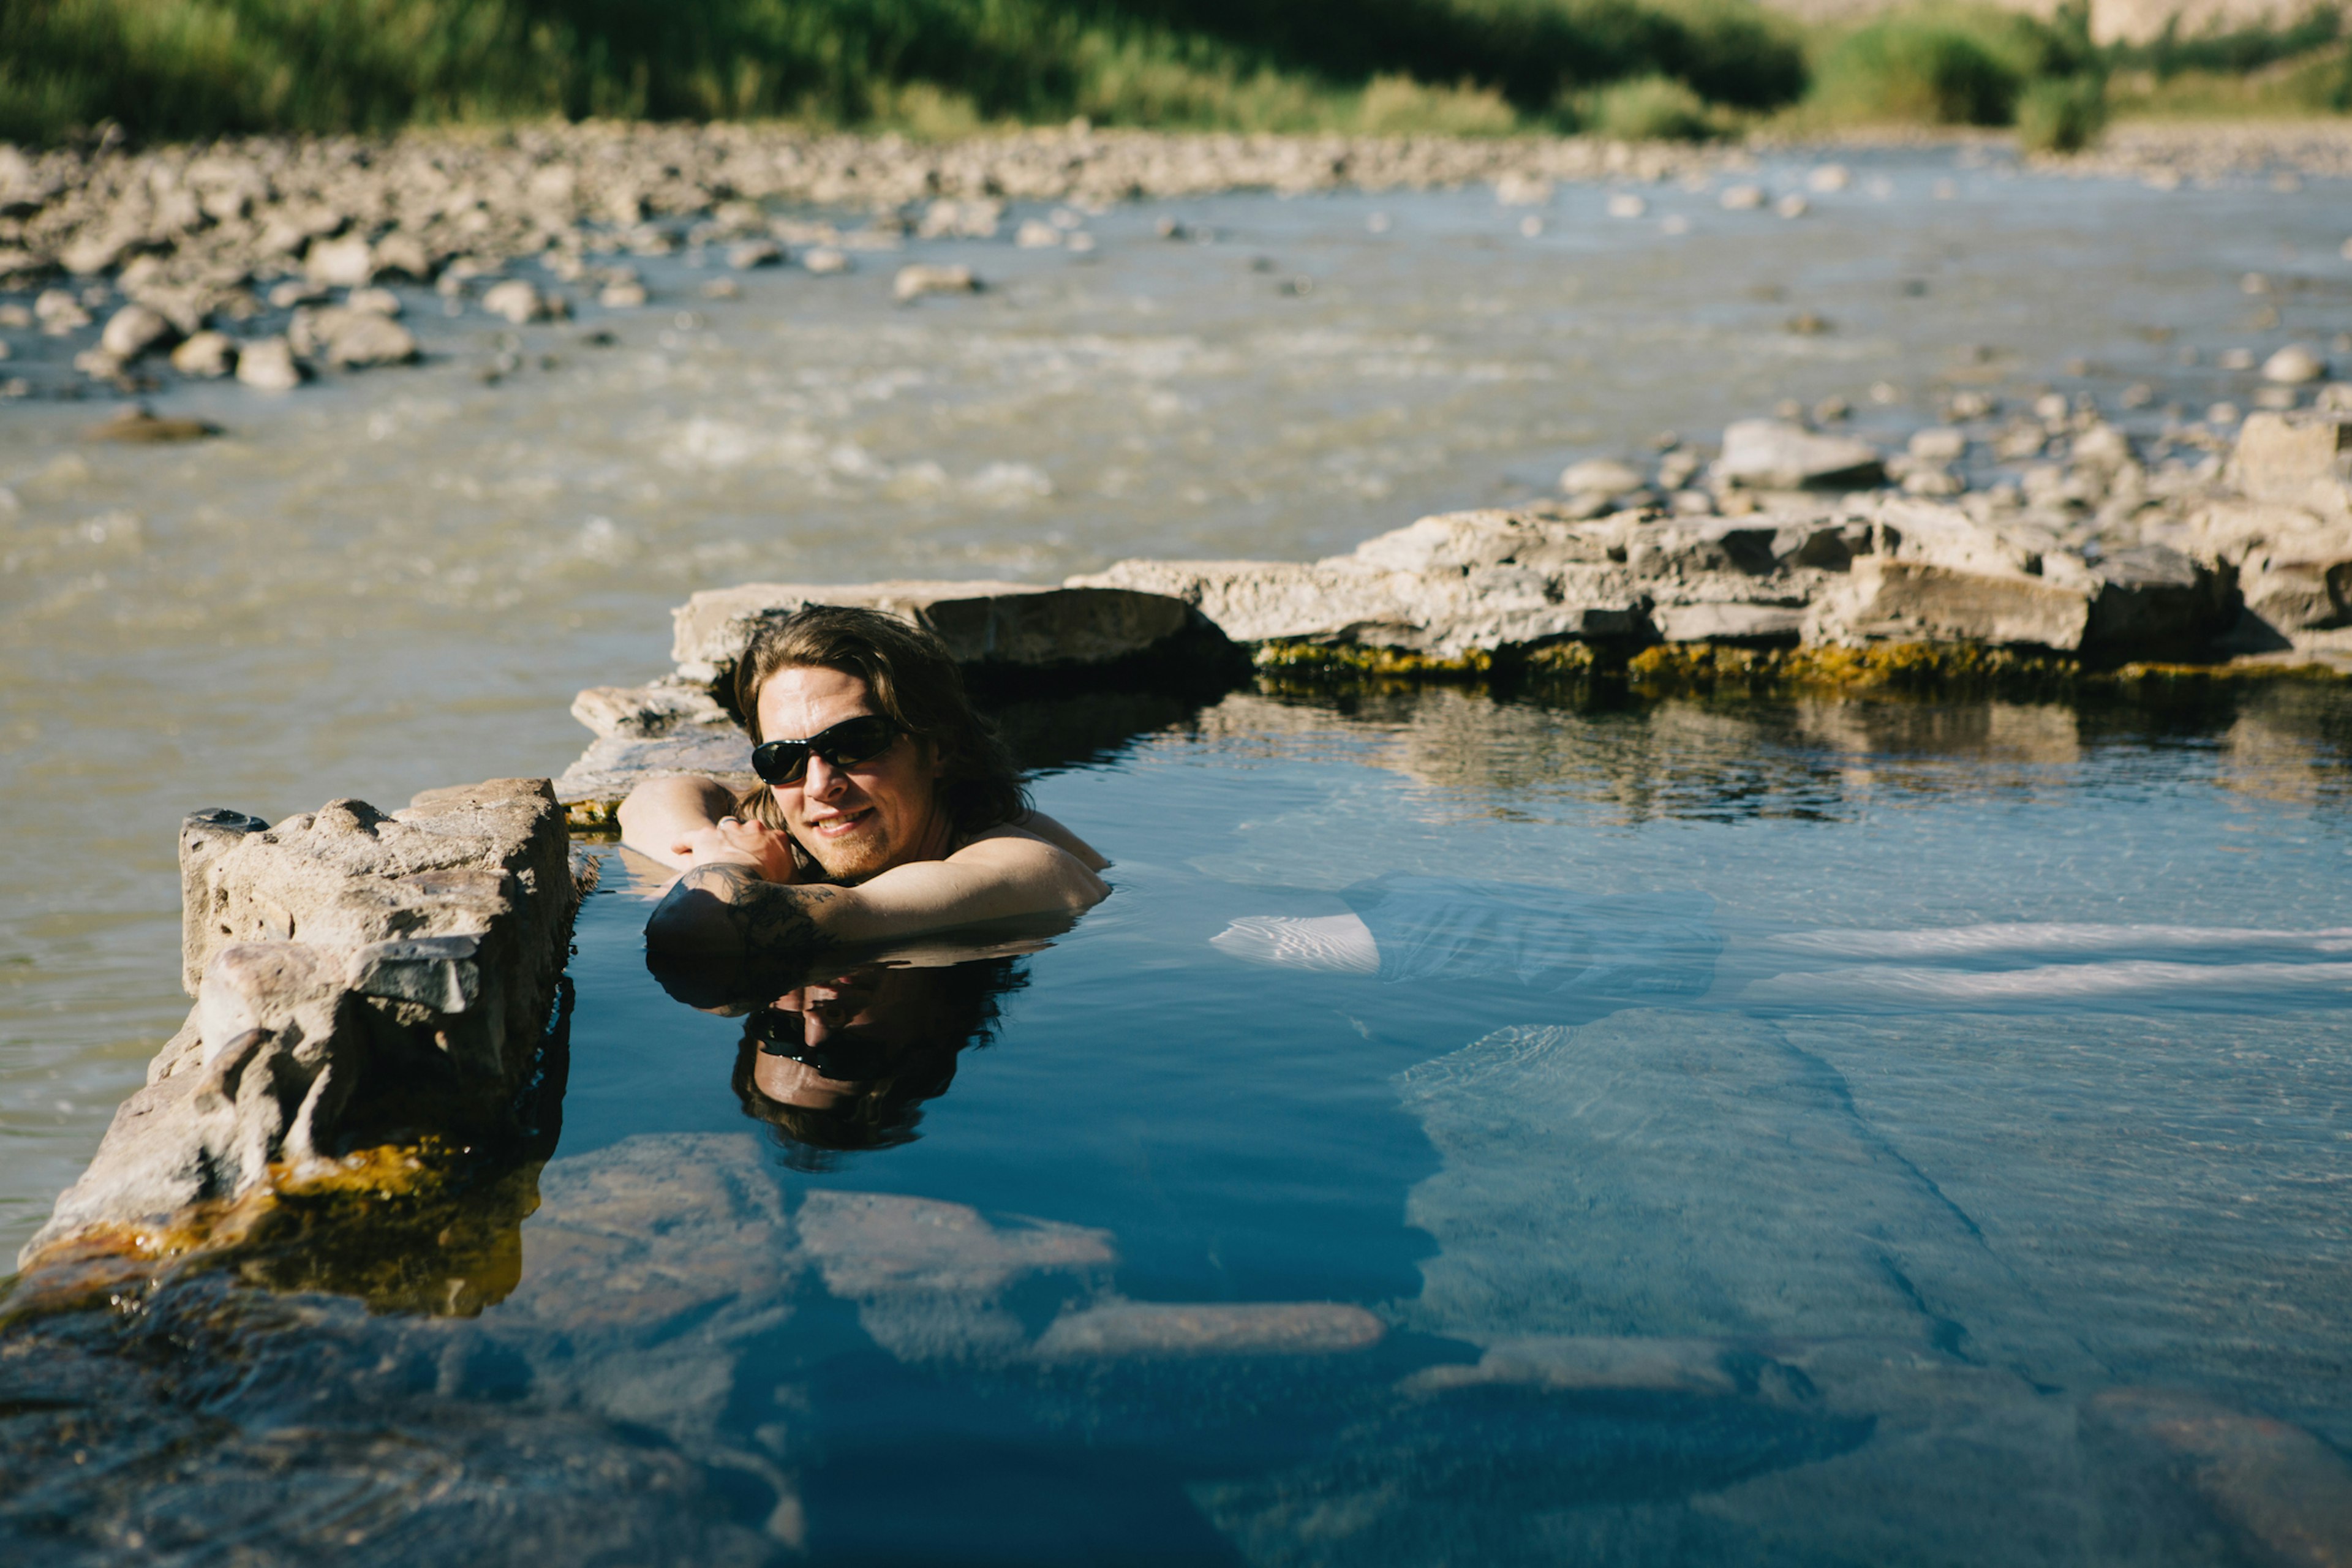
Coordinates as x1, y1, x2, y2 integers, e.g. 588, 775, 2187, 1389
756, 664, 951, 884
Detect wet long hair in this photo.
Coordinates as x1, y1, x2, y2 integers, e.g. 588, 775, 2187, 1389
729, 956, 1029, 1170
732, 604, 1028, 844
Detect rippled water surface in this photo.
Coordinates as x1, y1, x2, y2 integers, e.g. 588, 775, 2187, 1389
4, 143, 2352, 1563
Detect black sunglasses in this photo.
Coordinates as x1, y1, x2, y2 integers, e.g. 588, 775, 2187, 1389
752, 715, 905, 786
752, 1006, 893, 1080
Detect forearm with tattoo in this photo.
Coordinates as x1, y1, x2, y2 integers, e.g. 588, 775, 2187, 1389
664, 863, 840, 958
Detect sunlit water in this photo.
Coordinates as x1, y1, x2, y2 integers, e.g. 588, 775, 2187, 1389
7, 680, 2352, 1564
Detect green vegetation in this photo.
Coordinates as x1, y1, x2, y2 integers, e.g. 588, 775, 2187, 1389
0, 0, 2345, 148
0, 0, 1807, 144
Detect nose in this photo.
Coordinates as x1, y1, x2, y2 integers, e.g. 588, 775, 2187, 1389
802, 751, 848, 799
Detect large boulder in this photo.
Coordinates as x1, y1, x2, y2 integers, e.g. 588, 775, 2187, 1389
23, 778, 582, 1267
669, 579, 1204, 685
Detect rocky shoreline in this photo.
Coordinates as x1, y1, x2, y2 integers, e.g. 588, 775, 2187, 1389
5, 118, 2350, 400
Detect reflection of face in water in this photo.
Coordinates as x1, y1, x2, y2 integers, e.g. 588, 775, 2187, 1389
729, 957, 1028, 1169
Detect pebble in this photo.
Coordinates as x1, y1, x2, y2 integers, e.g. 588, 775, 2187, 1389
2207, 401, 2242, 425
1494, 173, 1551, 207
305, 234, 375, 288
1015, 219, 1063, 248
1774, 193, 1809, 219
1719, 184, 1765, 210
481, 279, 551, 324
1605, 192, 1646, 219
170, 330, 235, 377
35, 288, 90, 332
1909, 427, 1967, 462
2261, 343, 2328, 383
894, 262, 978, 302
1946, 391, 1996, 420
801, 246, 849, 274
1808, 164, 1850, 193
98, 303, 173, 361
726, 238, 783, 269
600, 277, 649, 308
235, 336, 302, 391
317, 311, 418, 368
1559, 458, 1645, 496
2217, 347, 2256, 371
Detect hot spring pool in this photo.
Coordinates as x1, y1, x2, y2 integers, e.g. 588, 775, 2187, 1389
8, 677, 2350, 1565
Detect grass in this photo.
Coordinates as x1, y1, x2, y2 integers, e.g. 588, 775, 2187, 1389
0, 0, 2344, 149
0, 0, 1808, 144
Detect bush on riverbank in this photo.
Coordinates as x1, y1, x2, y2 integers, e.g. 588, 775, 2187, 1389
0, 0, 1809, 144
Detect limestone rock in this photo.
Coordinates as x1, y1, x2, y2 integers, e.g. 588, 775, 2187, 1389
24, 778, 581, 1267
296, 306, 419, 368
570, 676, 736, 739
480, 278, 550, 324
1715, 419, 1887, 491
1807, 557, 2094, 650
726, 239, 782, 270
669, 579, 1197, 685
2231, 410, 2351, 522
170, 330, 235, 378
2261, 343, 2329, 385
304, 233, 375, 288
234, 335, 303, 391
98, 303, 174, 361
893, 263, 978, 302
369, 230, 433, 281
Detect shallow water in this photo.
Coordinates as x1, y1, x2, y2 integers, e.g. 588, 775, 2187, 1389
7, 679, 2352, 1564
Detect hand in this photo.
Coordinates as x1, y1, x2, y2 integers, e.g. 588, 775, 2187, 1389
672, 815, 799, 884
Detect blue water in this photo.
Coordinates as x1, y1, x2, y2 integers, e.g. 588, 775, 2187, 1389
7, 681, 2352, 1565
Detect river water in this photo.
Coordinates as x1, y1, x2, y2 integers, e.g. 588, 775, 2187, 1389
2, 143, 2351, 1561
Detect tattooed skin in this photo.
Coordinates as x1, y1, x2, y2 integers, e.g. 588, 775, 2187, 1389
668, 862, 839, 959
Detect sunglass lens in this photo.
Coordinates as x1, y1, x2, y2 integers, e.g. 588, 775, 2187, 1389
819, 717, 899, 767
752, 740, 810, 784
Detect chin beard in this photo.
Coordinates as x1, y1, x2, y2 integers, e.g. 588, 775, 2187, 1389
805, 828, 894, 884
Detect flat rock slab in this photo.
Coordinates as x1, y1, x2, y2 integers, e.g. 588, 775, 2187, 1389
671, 580, 1195, 684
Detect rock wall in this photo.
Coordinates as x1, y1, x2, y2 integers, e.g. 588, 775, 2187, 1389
20, 777, 584, 1270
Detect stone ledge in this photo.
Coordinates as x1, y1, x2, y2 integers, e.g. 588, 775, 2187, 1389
670, 579, 1202, 685
20, 777, 584, 1272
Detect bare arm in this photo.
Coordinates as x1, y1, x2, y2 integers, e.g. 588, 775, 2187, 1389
616, 774, 745, 870
645, 827, 1107, 965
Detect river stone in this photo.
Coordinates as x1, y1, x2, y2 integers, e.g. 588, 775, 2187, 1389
892, 263, 978, 302
234, 335, 302, 391
98, 303, 174, 361
304, 233, 375, 288
1716, 420, 1887, 490
2261, 343, 2329, 385
481, 278, 549, 323
2231, 410, 2351, 522
1558, 457, 1645, 497
668, 580, 1197, 684
23, 778, 581, 1268
322, 309, 420, 368
169, 330, 235, 377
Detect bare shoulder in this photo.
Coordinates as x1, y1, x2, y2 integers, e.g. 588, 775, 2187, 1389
1003, 808, 1110, 872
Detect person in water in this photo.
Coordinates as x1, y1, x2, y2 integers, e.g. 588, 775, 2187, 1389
620, 605, 1110, 963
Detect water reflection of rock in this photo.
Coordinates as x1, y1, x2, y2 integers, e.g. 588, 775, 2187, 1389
1179, 683, 2352, 827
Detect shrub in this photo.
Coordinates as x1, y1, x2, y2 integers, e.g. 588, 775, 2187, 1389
1807, 6, 2047, 126
1578, 72, 1714, 138
2013, 71, 2105, 150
